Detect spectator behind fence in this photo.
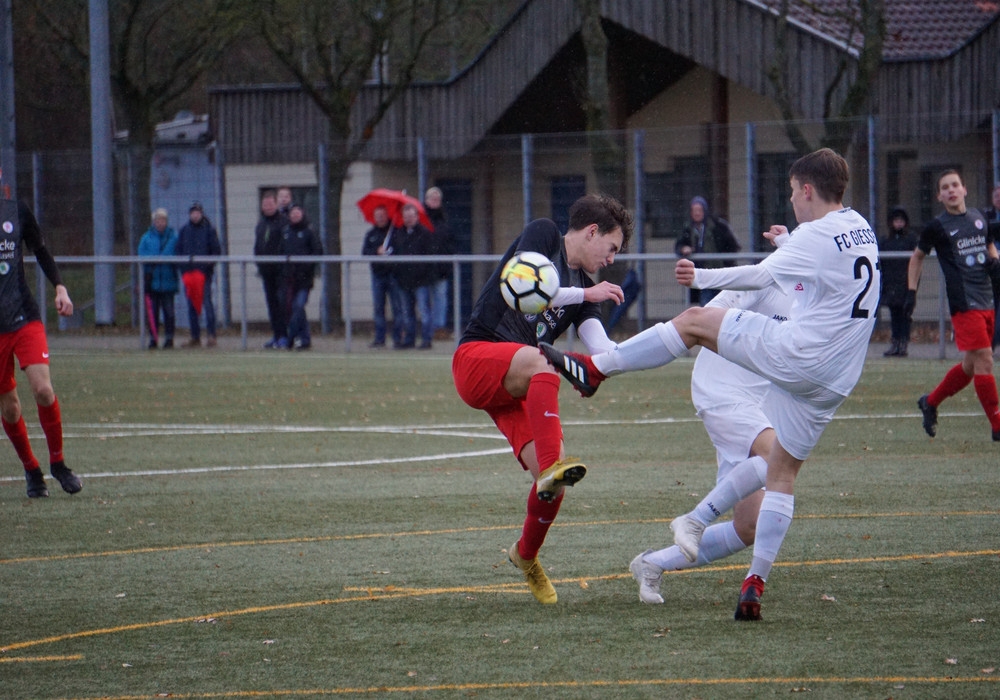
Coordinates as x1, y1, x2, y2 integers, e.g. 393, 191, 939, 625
361, 204, 398, 348
424, 186, 456, 340
878, 206, 917, 357
175, 202, 221, 348
254, 190, 289, 349
282, 204, 323, 351
277, 186, 294, 217
674, 195, 740, 306
138, 208, 179, 349
390, 203, 434, 349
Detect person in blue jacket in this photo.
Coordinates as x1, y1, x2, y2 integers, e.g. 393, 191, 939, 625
138, 208, 179, 349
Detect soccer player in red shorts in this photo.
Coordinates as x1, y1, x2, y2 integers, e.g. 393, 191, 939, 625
452, 194, 631, 603
0, 197, 81, 497
906, 169, 1000, 441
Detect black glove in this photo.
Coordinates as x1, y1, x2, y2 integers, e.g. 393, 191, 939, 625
902, 289, 917, 318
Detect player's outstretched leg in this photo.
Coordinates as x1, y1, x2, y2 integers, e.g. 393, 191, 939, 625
538, 343, 605, 397
508, 539, 557, 604
629, 550, 664, 604
535, 458, 587, 502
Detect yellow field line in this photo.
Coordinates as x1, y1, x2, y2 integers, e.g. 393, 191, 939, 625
52, 675, 1000, 698
2, 548, 998, 654
0, 654, 82, 663
3, 510, 998, 565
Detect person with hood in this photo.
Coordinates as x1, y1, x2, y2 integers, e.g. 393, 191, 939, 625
175, 201, 221, 348
138, 208, 179, 349
879, 206, 918, 356
281, 204, 323, 350
674, 196, 740, 305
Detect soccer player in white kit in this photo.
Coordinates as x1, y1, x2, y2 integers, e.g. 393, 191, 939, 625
542, 148, 880, 619
629, 284, 791, 605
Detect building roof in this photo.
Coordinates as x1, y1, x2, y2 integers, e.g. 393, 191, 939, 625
759, 0, 1000, 61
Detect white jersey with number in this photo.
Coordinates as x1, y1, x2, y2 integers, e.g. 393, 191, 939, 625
695, 207, 880, 396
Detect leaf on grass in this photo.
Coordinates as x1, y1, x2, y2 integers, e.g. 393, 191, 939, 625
115, 593, 126, 598
820, 594, 836, 602
981, 668, 995, 675
263, 640, 275, 645
945, 658, 958, 665
407, 671, 418, 677
970, 618, 986, 623
122, 663, 132, 668
790, 686, 810, 692
579, 581, 589, 589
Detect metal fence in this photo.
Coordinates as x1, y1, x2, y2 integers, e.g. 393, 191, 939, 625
29, 248, 953, 357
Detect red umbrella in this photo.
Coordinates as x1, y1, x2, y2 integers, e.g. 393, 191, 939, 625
356, 188, 434, 230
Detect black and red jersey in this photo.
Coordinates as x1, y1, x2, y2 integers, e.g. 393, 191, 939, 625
461, 218, 602, 347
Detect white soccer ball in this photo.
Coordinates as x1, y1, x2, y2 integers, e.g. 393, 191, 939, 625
499, 251, 560, 315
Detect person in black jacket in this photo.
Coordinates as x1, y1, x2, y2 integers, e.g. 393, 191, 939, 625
674, 196, 740, 306
390, 203, 434, 349
361, 205, 398, 348
984, 183, 1000, 350
254, 191, 289, 349
281, 205, 323, 350
878, 206, 918, 356
175, 202, 222, 348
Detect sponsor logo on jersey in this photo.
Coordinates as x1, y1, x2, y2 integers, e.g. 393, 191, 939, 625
536, 321, 547, 337
0, 261, 9, 275
949, 229, 960, 237
2, 221, 12, 234
795, 282, 804, 291
975, 219, 985, 230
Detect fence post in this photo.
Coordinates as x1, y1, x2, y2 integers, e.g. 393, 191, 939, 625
417, 137, 427, 202
745, 122, 757, 251
521, 134, 533, 228
632, 129, 646, 331
318, 142, 330, 335
868, 115, 878, 229
213, 138, 231, 327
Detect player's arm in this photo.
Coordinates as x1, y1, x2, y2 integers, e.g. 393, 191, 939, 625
20, 202, 73, 316
679, 260, 775, 291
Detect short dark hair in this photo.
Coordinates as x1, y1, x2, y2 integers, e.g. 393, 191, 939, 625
935, 168, 963, 191
261, 189, 277, 202
568, 194, 633, 251
789, 148, 849, 203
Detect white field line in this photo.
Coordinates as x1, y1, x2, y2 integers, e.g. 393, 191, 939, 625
0, 410, 981, 483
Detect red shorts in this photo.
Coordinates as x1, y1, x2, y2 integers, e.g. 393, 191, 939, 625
452, 341, 535, 469
951, 309, 995, 352
0, 321, 50, 394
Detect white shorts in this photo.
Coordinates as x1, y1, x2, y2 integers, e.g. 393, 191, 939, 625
697, 403, 772, 482
717, 308, 846, 460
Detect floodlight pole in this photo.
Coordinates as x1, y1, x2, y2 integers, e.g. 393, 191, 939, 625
0, 0, 15, 199
90, 0, 115, 325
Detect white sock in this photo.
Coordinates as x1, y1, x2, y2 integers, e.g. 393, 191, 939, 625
691, 456, 768, 525
592, 322, 688, 376
748, 490, 795, 581
646, 522, 747, 571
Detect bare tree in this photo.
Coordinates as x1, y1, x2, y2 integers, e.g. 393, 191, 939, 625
767, 0, 886, 155
576, 0, 626, 203
29, 0, 245, 239
250, 0, 471, 325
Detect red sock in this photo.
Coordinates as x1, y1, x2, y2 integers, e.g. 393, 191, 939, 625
37, 398, 64, 464
519, 485, 563, 560
928, 363, 972, 406
525, 373, 563, 471
3, 416, 39, 470
973, 374, 1000, 431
